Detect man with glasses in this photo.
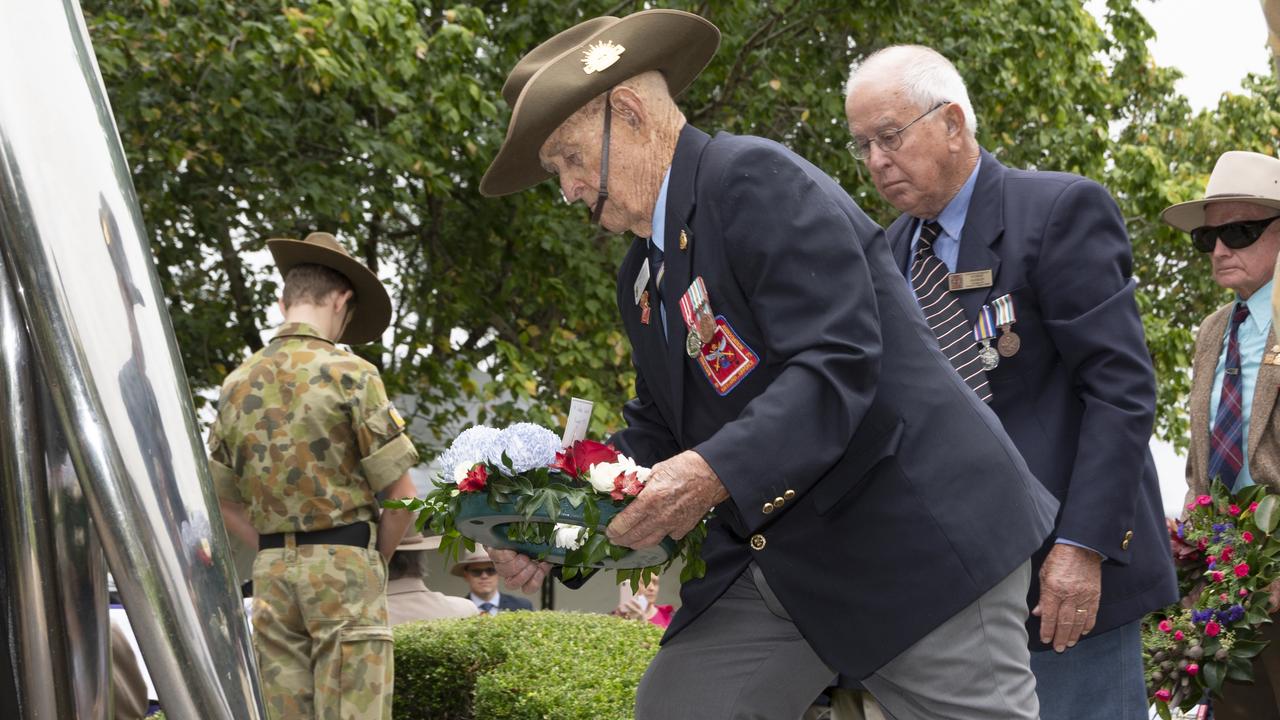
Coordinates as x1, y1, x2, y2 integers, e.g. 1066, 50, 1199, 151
845, 45, 1176, 720
1165, 150, 1280, 720
451, 547, 533, 615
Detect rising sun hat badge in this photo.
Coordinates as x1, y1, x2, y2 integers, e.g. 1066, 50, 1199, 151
581, 40, 625, 74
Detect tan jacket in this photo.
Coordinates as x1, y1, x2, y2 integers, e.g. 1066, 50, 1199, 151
386, 577, 478, 626
1186, 301, 1280, 502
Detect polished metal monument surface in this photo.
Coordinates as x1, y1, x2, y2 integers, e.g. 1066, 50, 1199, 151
0, 1, 265, 717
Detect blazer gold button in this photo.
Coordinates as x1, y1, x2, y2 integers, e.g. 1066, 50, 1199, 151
1122, 530, 1133, 550
762, 502, 775, 514
783, 489, 796, 500
774, 496, 786, 508
750, 534, 766, 551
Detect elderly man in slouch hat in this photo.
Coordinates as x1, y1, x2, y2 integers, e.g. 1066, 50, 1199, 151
480, 10, 1058, 719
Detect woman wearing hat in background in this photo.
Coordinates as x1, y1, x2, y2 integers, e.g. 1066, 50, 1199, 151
208, 231, 419, 720
386, 530, 478, 625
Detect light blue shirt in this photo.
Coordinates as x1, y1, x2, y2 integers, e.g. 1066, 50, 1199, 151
908, 158, 981, 273
469, 592, 500, 617
1209, 279, 1274, 491
648, 166, 673, 338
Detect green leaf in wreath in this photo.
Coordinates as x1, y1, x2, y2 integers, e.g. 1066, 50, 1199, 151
1247, 602, 1272, 625
1226, 655, 1256, 682
1256, 495, 1280, 534
1203, 660, 1225, 693
1232, 639, 1269, 659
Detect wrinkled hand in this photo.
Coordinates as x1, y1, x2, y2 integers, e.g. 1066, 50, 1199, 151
606, 450, 729, 549
489, 548, 552, 594
1032, 544, 1102, 652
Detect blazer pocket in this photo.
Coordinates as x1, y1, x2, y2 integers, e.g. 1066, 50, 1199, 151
813, 416, 906, 515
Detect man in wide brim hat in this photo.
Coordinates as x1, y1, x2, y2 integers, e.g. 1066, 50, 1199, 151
267, 231, 392, 344
481, 9, 1059, 720
1163, 151, 1280, 720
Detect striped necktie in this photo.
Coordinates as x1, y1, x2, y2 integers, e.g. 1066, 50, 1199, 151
910, 221, 991, 402
1208, 303, 1250, 490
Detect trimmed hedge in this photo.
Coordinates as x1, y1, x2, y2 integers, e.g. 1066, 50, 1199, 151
392, 611, 662, 720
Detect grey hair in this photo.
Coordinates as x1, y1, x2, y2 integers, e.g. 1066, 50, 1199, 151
845, 45, 978, 137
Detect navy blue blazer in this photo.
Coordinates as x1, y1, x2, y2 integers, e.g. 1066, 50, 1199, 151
885, 149, 1178, 649
612, 126, 1058, 678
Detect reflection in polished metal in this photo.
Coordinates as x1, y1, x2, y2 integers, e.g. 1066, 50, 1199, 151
44, 376, 111, 720
0, 240, 68, 719
0, 2, 265, 718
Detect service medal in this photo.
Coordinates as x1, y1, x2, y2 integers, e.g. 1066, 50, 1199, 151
697, 306, 716, 343
991, 293, 1020, 358
686, 329, 703, 358
973, 304, 1000, 371
997, 330, 1021, 358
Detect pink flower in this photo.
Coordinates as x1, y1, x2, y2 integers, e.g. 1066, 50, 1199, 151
1207, 554, 1217, 564
1244, 531, 1256, 543
1212, 571, 1225, 583
1221, 546, 1234, 562
1186, 663, 1200, 676
1206, 621, 1222, 637
1230, 504, 1242, 516
1187, 501, 1198, 511
1198, 495, 1213, 506
1220, 593, 1230, 602
1154, 689, 1172, 703
1235, 562, 1251, 578
1158, 619, 1173, 632
458, 464, 488, 493
1198, 539, 1209, 551
1251, 502, 1260, 512
1241, 588, 1250, 597
1174, 630, 1185, 641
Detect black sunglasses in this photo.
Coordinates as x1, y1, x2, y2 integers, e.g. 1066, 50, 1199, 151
465, 566, 497, 578
1191, 216, 1280, 253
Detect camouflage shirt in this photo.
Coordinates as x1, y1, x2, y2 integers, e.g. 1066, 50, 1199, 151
208, 322, 418, 534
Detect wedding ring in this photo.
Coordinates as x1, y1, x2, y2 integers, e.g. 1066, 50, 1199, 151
1075, 609, 1087, 614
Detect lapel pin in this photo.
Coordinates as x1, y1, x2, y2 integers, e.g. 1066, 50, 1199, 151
679, 229, 689, 251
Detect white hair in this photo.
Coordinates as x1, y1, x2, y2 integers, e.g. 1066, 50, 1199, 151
845, 45, 978, 137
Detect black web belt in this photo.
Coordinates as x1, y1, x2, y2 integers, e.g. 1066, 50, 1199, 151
258, 521, 371, 550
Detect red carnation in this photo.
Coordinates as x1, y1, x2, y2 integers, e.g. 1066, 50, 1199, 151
1234, 562, 1251, 578
1229, 504, 1242, 516
1186, 663, 1199, 676
1251, 502, 1260, 512
459, 464, 488, 493
1243, 531, 1256, 543
1197, 495, 1213, 506
1212, 571, 1225, 583
610, 470, 646, 501
1221, 546, 1234, 562
1205, 621, 1221, 637
1158, 619, 1173, 632
552, 440, 620, 479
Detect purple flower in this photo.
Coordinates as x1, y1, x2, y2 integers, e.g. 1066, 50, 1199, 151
1213, 523, 1226, 532
1177, 523, 1186, 539
1208, 561, 1217, 569
1192, 609, 1214, 624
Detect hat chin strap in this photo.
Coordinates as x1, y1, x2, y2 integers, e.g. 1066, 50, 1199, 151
590, 89, 613, 226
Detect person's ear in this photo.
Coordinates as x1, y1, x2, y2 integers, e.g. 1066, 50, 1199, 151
943, 103, 965, 137
333, 289, 354, 314
611, 86, 645, 129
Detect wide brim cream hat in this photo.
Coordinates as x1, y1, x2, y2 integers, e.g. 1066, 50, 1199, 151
266, 231, 392, 345
1161, 151, 1280, 232
396, 531, 443, 553
449, 545, 494, 577
479, 9, 720, 198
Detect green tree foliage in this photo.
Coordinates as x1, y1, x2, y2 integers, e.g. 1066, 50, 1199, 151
83, 0, 1277, 453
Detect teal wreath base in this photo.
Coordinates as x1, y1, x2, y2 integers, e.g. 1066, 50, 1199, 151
454, 492, 677, 569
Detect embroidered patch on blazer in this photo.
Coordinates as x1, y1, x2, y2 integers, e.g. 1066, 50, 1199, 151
695, 316, 759, 396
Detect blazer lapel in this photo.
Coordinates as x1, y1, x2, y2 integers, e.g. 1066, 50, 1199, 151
886, 215, 913, 277
1190, 307, 1230, 487
658, 124, 711, 441
1249, 325, 1280, 465
626, 236, 673, 419
952, 149, 1006, 323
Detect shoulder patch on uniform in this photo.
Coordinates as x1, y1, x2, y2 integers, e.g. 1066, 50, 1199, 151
388, 406, 406, 431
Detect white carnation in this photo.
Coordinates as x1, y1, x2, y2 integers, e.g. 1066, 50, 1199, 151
586, 455, 650, 494
552, 523, 585, 551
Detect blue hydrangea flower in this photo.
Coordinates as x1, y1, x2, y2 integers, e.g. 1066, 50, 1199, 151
492, 423, 560, 473
438, 425, 501, 483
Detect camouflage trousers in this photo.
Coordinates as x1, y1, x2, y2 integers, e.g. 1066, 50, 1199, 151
252, 533, 393, 720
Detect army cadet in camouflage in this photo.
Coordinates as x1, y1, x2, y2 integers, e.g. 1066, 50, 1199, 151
208, 232, 419, 720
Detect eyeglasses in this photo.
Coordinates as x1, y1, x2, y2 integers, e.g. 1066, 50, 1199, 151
848, 102, 950, 161
465, 566, 497, 578
1190, 216, 1280, 253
